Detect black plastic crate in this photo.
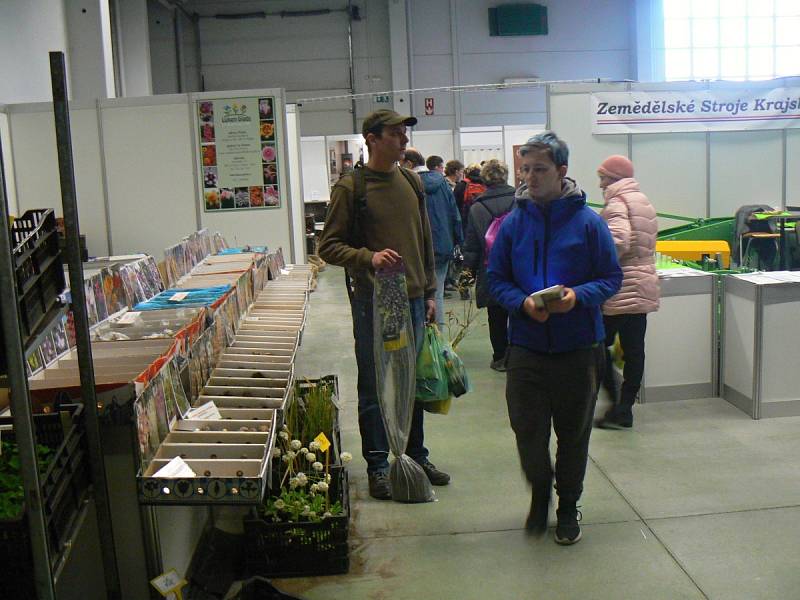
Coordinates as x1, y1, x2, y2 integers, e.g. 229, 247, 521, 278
1, 209, 66, 375
0, 404, 90, 599
244, 469, 350, 578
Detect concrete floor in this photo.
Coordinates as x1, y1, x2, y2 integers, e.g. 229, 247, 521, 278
278, 265, 800, 600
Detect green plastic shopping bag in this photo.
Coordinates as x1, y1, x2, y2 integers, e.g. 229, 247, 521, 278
415, 325, 451, 403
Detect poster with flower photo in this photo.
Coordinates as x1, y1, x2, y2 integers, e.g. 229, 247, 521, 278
197, 96, 281, 211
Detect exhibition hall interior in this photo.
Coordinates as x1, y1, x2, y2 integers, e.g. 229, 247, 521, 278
2, 0, 800, 598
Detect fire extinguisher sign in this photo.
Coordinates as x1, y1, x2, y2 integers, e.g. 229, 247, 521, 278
424, 97, 434, 116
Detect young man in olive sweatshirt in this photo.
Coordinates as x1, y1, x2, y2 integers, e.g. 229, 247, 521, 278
318, 109, 451, 500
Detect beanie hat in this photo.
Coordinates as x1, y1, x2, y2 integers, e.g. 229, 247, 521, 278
598, 155, 634, 180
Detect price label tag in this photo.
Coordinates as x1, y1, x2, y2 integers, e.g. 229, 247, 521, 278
169, 292, 189, 302
116, 311, 141, 325
150, 569, 187, 597
314, 432, 331, 453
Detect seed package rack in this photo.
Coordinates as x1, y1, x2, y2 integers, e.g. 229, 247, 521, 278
136, 256, 312, 506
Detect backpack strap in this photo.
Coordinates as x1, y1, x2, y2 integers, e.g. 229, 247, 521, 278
344, 166, 368, 302
397, 166, 426, 207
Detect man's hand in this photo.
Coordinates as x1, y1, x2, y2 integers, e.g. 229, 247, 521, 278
425, 299, 436, 324
371, 249, 401, 269
522, 296, 549, 322
546, 287, 576, 314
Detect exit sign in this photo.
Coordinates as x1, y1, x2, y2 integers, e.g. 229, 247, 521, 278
374, 94, 391, 103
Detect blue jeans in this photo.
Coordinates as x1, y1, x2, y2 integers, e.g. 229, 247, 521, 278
434, 260, 450, 329
351, 296, 429, 474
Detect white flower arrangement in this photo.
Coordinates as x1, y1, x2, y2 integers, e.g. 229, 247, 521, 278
340, 452, 352, 463
306, 452, 316, 462
279, 431, 289, 441
317, 481, 328, 492
312, 461, 324, 472
309, 441, 321, 452
290, 439, 302, 450
273, 447, 282, 458
300, 447, 309, 455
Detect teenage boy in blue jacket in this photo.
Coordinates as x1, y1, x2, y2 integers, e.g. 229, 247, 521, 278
487, 131, 622, 545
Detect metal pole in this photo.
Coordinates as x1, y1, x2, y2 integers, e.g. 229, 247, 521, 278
346, 0, 357, 134
0, 138, 55, 600
49, 51, 122, 599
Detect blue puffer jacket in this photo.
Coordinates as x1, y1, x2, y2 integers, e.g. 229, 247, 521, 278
419, 170, 463, 263
487, 178, 622, 354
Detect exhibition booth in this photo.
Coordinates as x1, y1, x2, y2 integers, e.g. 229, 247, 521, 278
2, 71, 800, 598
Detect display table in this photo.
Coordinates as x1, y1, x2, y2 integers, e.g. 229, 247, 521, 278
640, 268, 718, 403
721, 271, 800, 419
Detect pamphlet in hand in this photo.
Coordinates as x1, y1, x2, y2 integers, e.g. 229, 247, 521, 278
529, 284, 565, 309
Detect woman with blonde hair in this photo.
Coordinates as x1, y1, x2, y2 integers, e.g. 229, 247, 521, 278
462, 159, 516, 370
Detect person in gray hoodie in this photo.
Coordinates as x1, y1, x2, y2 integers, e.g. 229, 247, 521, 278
462, 159, 516, 370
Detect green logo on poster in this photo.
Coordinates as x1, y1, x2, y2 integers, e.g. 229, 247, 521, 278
222, 102, 252, 123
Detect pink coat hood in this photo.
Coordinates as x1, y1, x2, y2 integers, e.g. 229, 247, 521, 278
600, 178, 660, 315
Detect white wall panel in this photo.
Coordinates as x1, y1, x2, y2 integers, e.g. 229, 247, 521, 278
709, 131, 783, 217
0, 0, 68, 104
0, 110, 18, 215
100, 99, 197, 257
409, 0, 452, 56
409, 130, 455, 163
633, 133, 707, 224
548, 90, 628, 197
786, 129, 800, 208
300, 137, 330, 202
148, 0, 179, 95
9, 106, 110, 256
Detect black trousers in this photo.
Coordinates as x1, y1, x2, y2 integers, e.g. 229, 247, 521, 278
602, 313, 648, 408
486, 305, 509, 362
505, 345, 604, 503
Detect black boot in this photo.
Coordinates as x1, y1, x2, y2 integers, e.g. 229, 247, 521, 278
554, 498, 582, 545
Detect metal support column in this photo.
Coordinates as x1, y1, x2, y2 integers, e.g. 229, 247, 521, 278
0, 137, 55, 600
49, 51, 122, 599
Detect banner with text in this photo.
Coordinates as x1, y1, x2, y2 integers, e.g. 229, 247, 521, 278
592, 88, 800, 134
197, 96, 281, 211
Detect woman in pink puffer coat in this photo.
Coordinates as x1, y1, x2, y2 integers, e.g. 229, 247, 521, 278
594, 155, 659, 430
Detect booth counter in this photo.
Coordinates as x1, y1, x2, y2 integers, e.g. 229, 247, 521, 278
640, 268, 718, 403
722, 272, 800, 419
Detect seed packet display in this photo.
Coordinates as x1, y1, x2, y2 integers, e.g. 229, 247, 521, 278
26, 348, 44, 376
51, 322, 69, 355
39, 334, 58, 366
161, 367, 179, 427
170, 363, 191, 417
150, 373, 171, 442
120, 263, 146, 308
92, 274, 108, 322
64, 313, 77, 348
143, 256, 165, 296
84, 279, 99, 326
188, 347, 204, 401
102, 267, 126, 315
134, 394, 154, 469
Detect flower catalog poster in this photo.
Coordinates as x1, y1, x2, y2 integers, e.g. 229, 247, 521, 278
198, 96, 281, 211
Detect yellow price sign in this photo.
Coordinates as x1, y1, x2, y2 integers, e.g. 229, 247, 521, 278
314, 432, 331, 453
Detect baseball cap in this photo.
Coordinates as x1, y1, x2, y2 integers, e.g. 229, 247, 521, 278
361, 109, 418, 137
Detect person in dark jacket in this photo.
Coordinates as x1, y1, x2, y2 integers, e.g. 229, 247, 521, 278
410, 153, 463, 328
462, 159, 516, 371
487, 131, 622, 546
